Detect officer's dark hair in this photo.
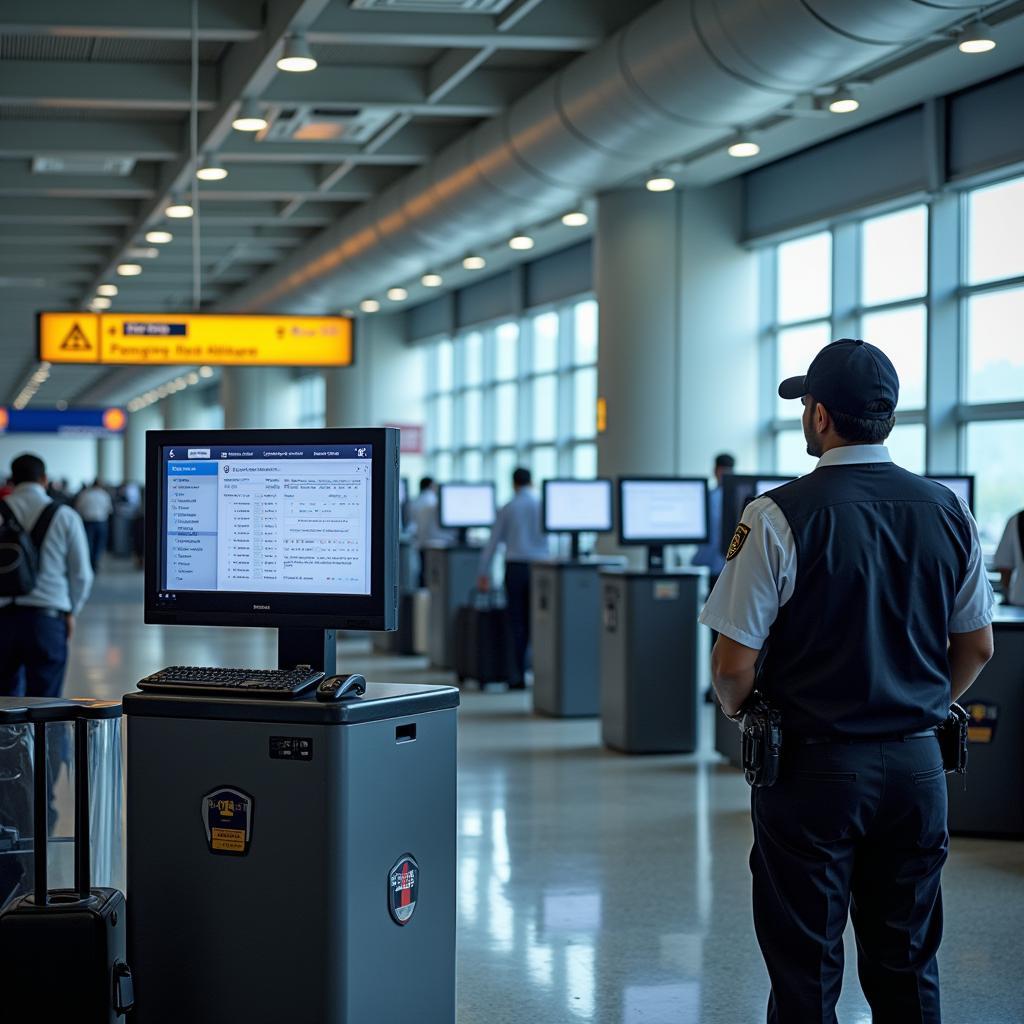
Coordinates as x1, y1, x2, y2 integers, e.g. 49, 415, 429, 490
419, 476, 434, 493
714, 453, 736, 471
512, 467, 532, 488
824, 401, 897, 445
10, 454, 46, 485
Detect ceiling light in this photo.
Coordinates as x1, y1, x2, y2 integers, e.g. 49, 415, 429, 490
828, 88, 860, 114
117, 263, 143, 276
145, 230, 173, 244
232, 99, 268, 133
645, 175, 676, 192
387, 287, 408, 302
90, 296, 112, 310
277, 34, 317, 73
360, 299, 381, 313
198, 365, 214, 379
508, 233, 535, 251
196, 154, 228, 181
462, 255, 486, 270
727, 138, 760, 158
96, 284, 118, 297
165, 194, 194, 218
957, 20, 996, 53
562, 210, 589, 227
421, 273, 443, 288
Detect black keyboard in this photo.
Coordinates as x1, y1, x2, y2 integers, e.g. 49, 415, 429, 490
138, 665, 325, 699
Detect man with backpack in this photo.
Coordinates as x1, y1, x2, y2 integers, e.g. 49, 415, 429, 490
0, 454, 93, 697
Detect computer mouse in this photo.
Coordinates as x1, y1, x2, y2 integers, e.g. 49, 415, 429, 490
315, 673, 367, 701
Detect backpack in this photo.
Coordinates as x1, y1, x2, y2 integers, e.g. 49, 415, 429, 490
0, 500, 61, 598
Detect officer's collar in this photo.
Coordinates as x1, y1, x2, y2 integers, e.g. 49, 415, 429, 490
815, 444, 893, 470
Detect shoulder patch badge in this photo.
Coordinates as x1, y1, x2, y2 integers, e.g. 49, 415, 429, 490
726, 523, 751, 561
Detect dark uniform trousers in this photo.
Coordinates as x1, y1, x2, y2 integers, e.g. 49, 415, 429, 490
504, 561, 531, 688
751, 734, 947, 1024
0, 606, 70, 698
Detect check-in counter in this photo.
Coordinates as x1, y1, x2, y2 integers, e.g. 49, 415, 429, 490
948, 606, 1024, 838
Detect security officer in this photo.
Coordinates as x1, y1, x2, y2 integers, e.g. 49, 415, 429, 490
478, 467, 551, 688
699, 339, 995, 1024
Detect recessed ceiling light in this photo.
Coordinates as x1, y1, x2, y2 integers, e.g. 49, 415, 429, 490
232, 99, 268, 133
727, 139, 760, 158
145, 230, 173, 244
90, 296, 112, 310
360, 299, 381, 313
277, 34, 317, 73
117, 263, 143, 276
957, 20, 996, 53
96, 284, 118, 297
198, 365, 214, 378
462, 255, 486, 271
421, 273, 443, 288
562, 210, 589, 227
645, 175, 676, 192
196, 154, 228, 181
828, 88, 860, 114
165, 194, 194, 218
509, 233, 535, 251
387, 287, 408, 302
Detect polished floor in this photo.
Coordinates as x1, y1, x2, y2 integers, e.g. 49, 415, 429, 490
62, 564, 1024, 1023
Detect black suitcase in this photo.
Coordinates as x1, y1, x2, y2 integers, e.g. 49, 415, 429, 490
0, 699, 134, 1021
454, 589, 514, 686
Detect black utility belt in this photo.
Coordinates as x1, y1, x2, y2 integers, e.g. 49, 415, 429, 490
737, 699, 969, 788
796, 728, 936, 745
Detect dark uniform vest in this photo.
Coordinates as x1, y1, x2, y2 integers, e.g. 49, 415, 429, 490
759, 462, 973, 738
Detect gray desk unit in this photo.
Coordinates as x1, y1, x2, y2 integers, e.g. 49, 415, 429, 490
424, 545, 480, 669
124, 682, 459, 1024
948, 606, 1024, 838
600, 568, 708, 754
531, 559, 620, 718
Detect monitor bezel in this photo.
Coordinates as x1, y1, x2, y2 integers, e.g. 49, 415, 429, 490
925, 474, 976, 513
437, 481, 496, 530
541, 478, 614, 535
616, 476, 711, 546
144, 427, 399, 631
718, 474, 796, 557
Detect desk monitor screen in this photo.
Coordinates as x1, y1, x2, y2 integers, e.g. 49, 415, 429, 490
927, 475, 975, 512
144, 428, 400, 630
719, 474, 795, 557
438, 483, 495, 529
543, 479, 614, 534
618, 478, 709, 545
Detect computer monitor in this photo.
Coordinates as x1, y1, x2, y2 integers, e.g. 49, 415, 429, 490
719, 474, 795, 557
927, 475, 975, 512
144, 429, 400, 655
543, 479, 613, 559
618, 477, 709, 570
438, 483, 496, 539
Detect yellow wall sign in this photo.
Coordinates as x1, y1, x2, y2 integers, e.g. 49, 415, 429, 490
39, 312, 353, 367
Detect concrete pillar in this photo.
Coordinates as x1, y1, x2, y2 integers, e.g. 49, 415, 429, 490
164, 386, 204, 430
96, 436, 123, 484
220, 367, 296, 429
595, 188, 683, 480
123, 404, 163, 486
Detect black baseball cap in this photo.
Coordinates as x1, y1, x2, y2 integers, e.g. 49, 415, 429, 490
778, 339, 899, 420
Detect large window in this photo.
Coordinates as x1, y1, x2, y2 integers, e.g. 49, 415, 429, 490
425, 298, 598, 501
765, 172, 1024, 544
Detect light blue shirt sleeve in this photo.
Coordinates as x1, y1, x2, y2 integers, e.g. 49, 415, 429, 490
478, 504, 509, 577
948, 497, 996, 633
698, 496, 796, 650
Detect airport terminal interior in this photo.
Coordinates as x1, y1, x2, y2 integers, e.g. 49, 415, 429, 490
1, 1, 1023, 1021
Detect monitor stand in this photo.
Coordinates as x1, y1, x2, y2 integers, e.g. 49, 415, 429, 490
646, 545, 666, 573
456, 528, 469, 547
278, 627, 337, 677
569, 533, 581, 561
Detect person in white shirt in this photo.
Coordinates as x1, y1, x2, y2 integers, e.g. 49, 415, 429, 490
0, 454, 93, 697
408, 477, 454, 586
993, 509, 1024, 606
75, 479, 114, 572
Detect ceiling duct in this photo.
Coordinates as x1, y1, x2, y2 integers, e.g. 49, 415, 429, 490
226, 0, 986, 314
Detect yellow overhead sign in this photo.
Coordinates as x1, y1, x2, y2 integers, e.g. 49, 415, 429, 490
38, 312, 353, 367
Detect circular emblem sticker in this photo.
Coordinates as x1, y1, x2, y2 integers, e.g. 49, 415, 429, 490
388, 854, 419, 926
